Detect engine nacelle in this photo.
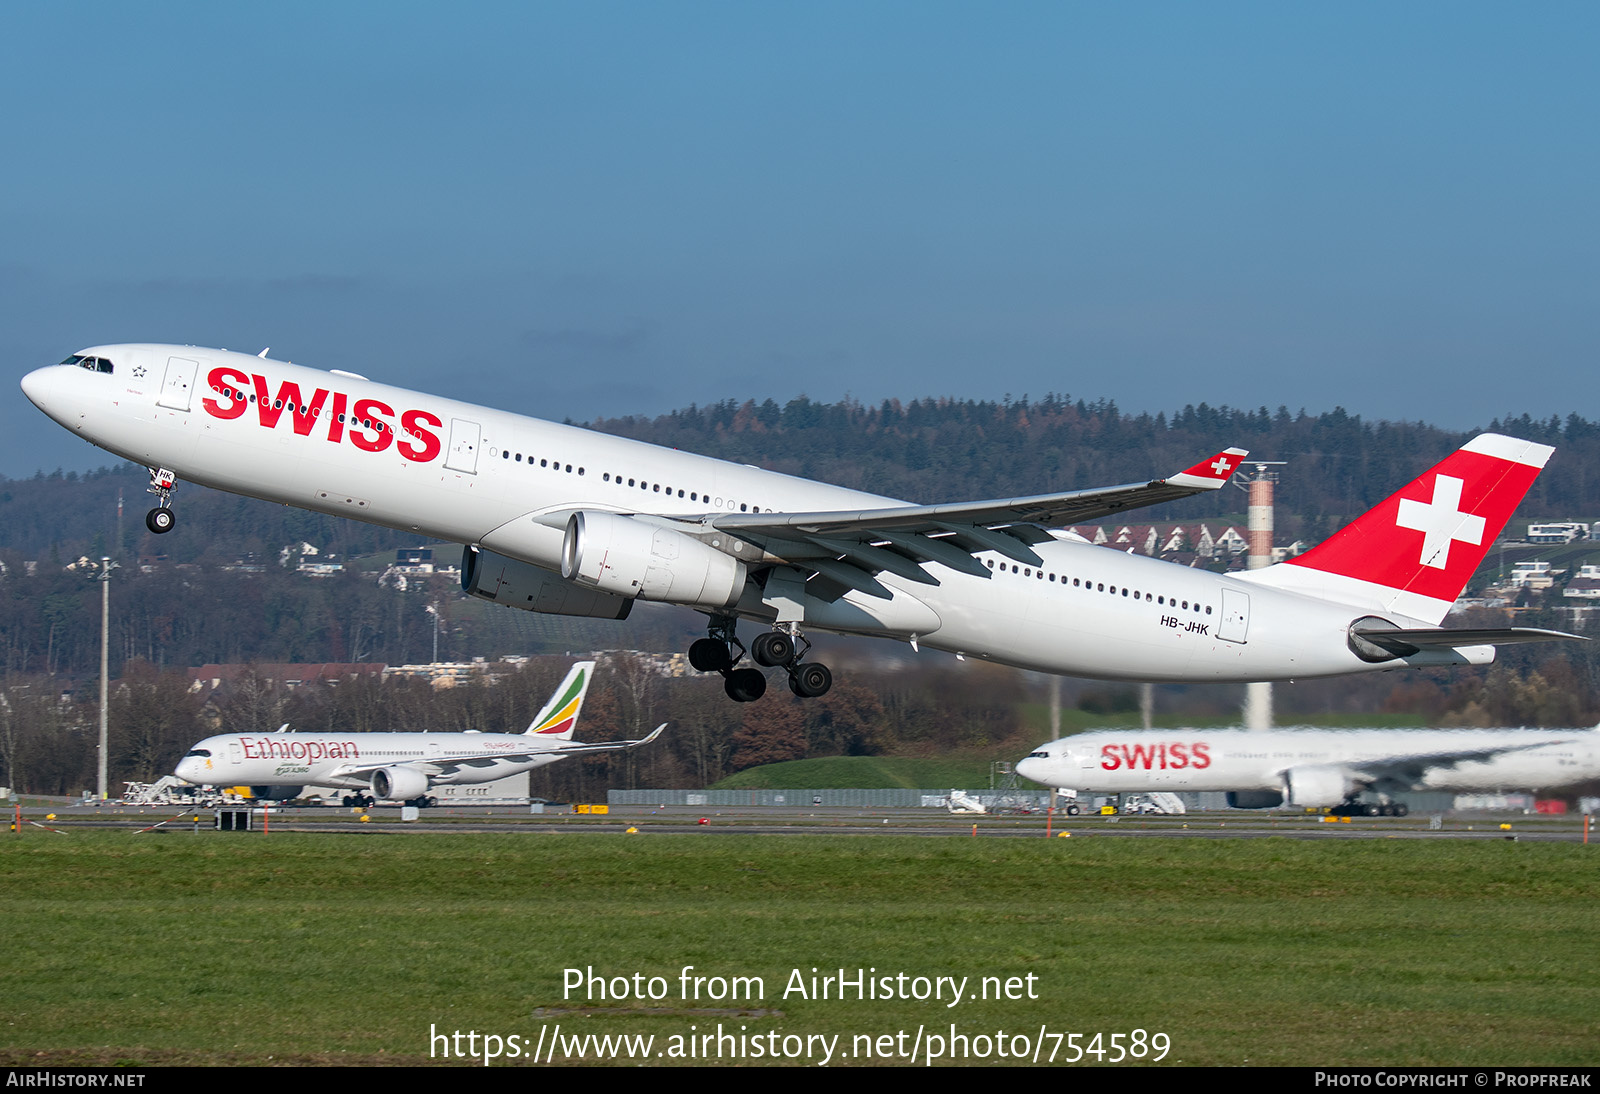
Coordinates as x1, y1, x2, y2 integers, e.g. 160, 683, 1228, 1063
562, 511, 747, 610
1285, 766, 1357, 808
371, 766, 430, 801
1226, 790, 1285, 809
461, 545, 633, 619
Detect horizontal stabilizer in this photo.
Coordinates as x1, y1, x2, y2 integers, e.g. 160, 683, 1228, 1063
1350, 624, 1583, 658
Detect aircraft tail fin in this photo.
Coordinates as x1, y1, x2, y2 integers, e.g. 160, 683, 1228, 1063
524, 660, 595, 740
1239, 434, 1552, 624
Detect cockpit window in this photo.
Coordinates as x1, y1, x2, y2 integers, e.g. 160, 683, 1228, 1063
183, 749, 212, 758
61, 354, 114, 374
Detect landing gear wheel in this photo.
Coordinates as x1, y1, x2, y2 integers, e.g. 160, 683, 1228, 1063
787, 662, 833, 698
751, 631, 796, 667
689, 638, 733, 673
146, 507, 175, 534
724, 667, 767, 703
1394, 803, 1409, 817
1065, 803, 1080, 815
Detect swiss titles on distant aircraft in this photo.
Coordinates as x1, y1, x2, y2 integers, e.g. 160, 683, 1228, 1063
1099, 742, 1212, 771
201, 367, 443, 462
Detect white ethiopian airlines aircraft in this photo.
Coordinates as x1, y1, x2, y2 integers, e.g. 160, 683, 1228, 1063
1015, 726, 1600, 815
174, 661, 665, 804
21, 345, 1576, 703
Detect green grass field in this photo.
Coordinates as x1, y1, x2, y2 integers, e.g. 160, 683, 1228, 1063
2, 831, 1595, 1067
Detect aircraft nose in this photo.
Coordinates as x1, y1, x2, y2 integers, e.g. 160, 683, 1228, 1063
20, 365, 68, 418
20, 366, 50, 407
1015, 757, 1043, 782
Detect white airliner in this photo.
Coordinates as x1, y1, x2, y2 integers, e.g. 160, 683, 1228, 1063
1015, 726, 1600, 815
21, 345, 1576, 703
173, 660, 664, 805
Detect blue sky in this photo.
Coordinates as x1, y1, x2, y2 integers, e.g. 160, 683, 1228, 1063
4, 2, 1596, 474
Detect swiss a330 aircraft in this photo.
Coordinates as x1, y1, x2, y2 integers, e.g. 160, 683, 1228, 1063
1015, 725, 1600, 815
174, 660, 664, 804
22, 345, 1576, 703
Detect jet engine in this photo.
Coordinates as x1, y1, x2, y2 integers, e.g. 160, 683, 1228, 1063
461, 545, 633, 619
562, 511, 747, 610
371, 766, 430, 801
1285, 766, 1357, 808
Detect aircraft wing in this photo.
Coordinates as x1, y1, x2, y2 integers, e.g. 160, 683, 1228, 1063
409, 724, 672, 776
536, 723, 669, 757
709, 447, 1248, 597
1339, 737, 1579, 789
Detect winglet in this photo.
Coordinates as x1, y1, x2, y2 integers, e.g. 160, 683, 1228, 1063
524, 660, 596, 740
1165, 448, 1249, 490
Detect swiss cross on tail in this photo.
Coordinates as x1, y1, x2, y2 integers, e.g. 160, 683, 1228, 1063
1286, 434, 1553, 609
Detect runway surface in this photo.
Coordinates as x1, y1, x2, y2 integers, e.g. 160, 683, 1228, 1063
16, 801, 1592, 841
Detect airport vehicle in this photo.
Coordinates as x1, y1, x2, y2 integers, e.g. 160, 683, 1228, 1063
173, 660, 664, 805
22, 346, 1574, 703
1015, 726, 1600, 814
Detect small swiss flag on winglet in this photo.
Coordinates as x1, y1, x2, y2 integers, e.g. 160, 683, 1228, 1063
1168, 447, 1250, 489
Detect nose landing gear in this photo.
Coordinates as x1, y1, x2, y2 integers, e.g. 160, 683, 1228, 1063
145, 467, 177, 534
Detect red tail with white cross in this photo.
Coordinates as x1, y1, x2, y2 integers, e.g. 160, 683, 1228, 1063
1282, 434, 1552, 620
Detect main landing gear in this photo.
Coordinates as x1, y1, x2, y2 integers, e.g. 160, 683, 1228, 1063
145, 467, 177, 534
1327, 797, 1409, 817
689, 618, 834, 702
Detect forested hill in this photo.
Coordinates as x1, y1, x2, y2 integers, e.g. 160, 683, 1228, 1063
3, 397, 1594, 563
583, 397, 1591, 533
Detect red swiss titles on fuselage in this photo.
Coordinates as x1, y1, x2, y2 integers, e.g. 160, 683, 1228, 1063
1099, 741, 1212, 771
201, 367, 443, 463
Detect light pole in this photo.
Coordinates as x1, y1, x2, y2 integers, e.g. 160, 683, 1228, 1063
93, 557, 118, 799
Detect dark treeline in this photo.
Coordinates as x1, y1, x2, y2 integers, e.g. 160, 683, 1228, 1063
0, 655, 1031, 798
583, 397, 1596, 538
9, 642, 1600, 799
